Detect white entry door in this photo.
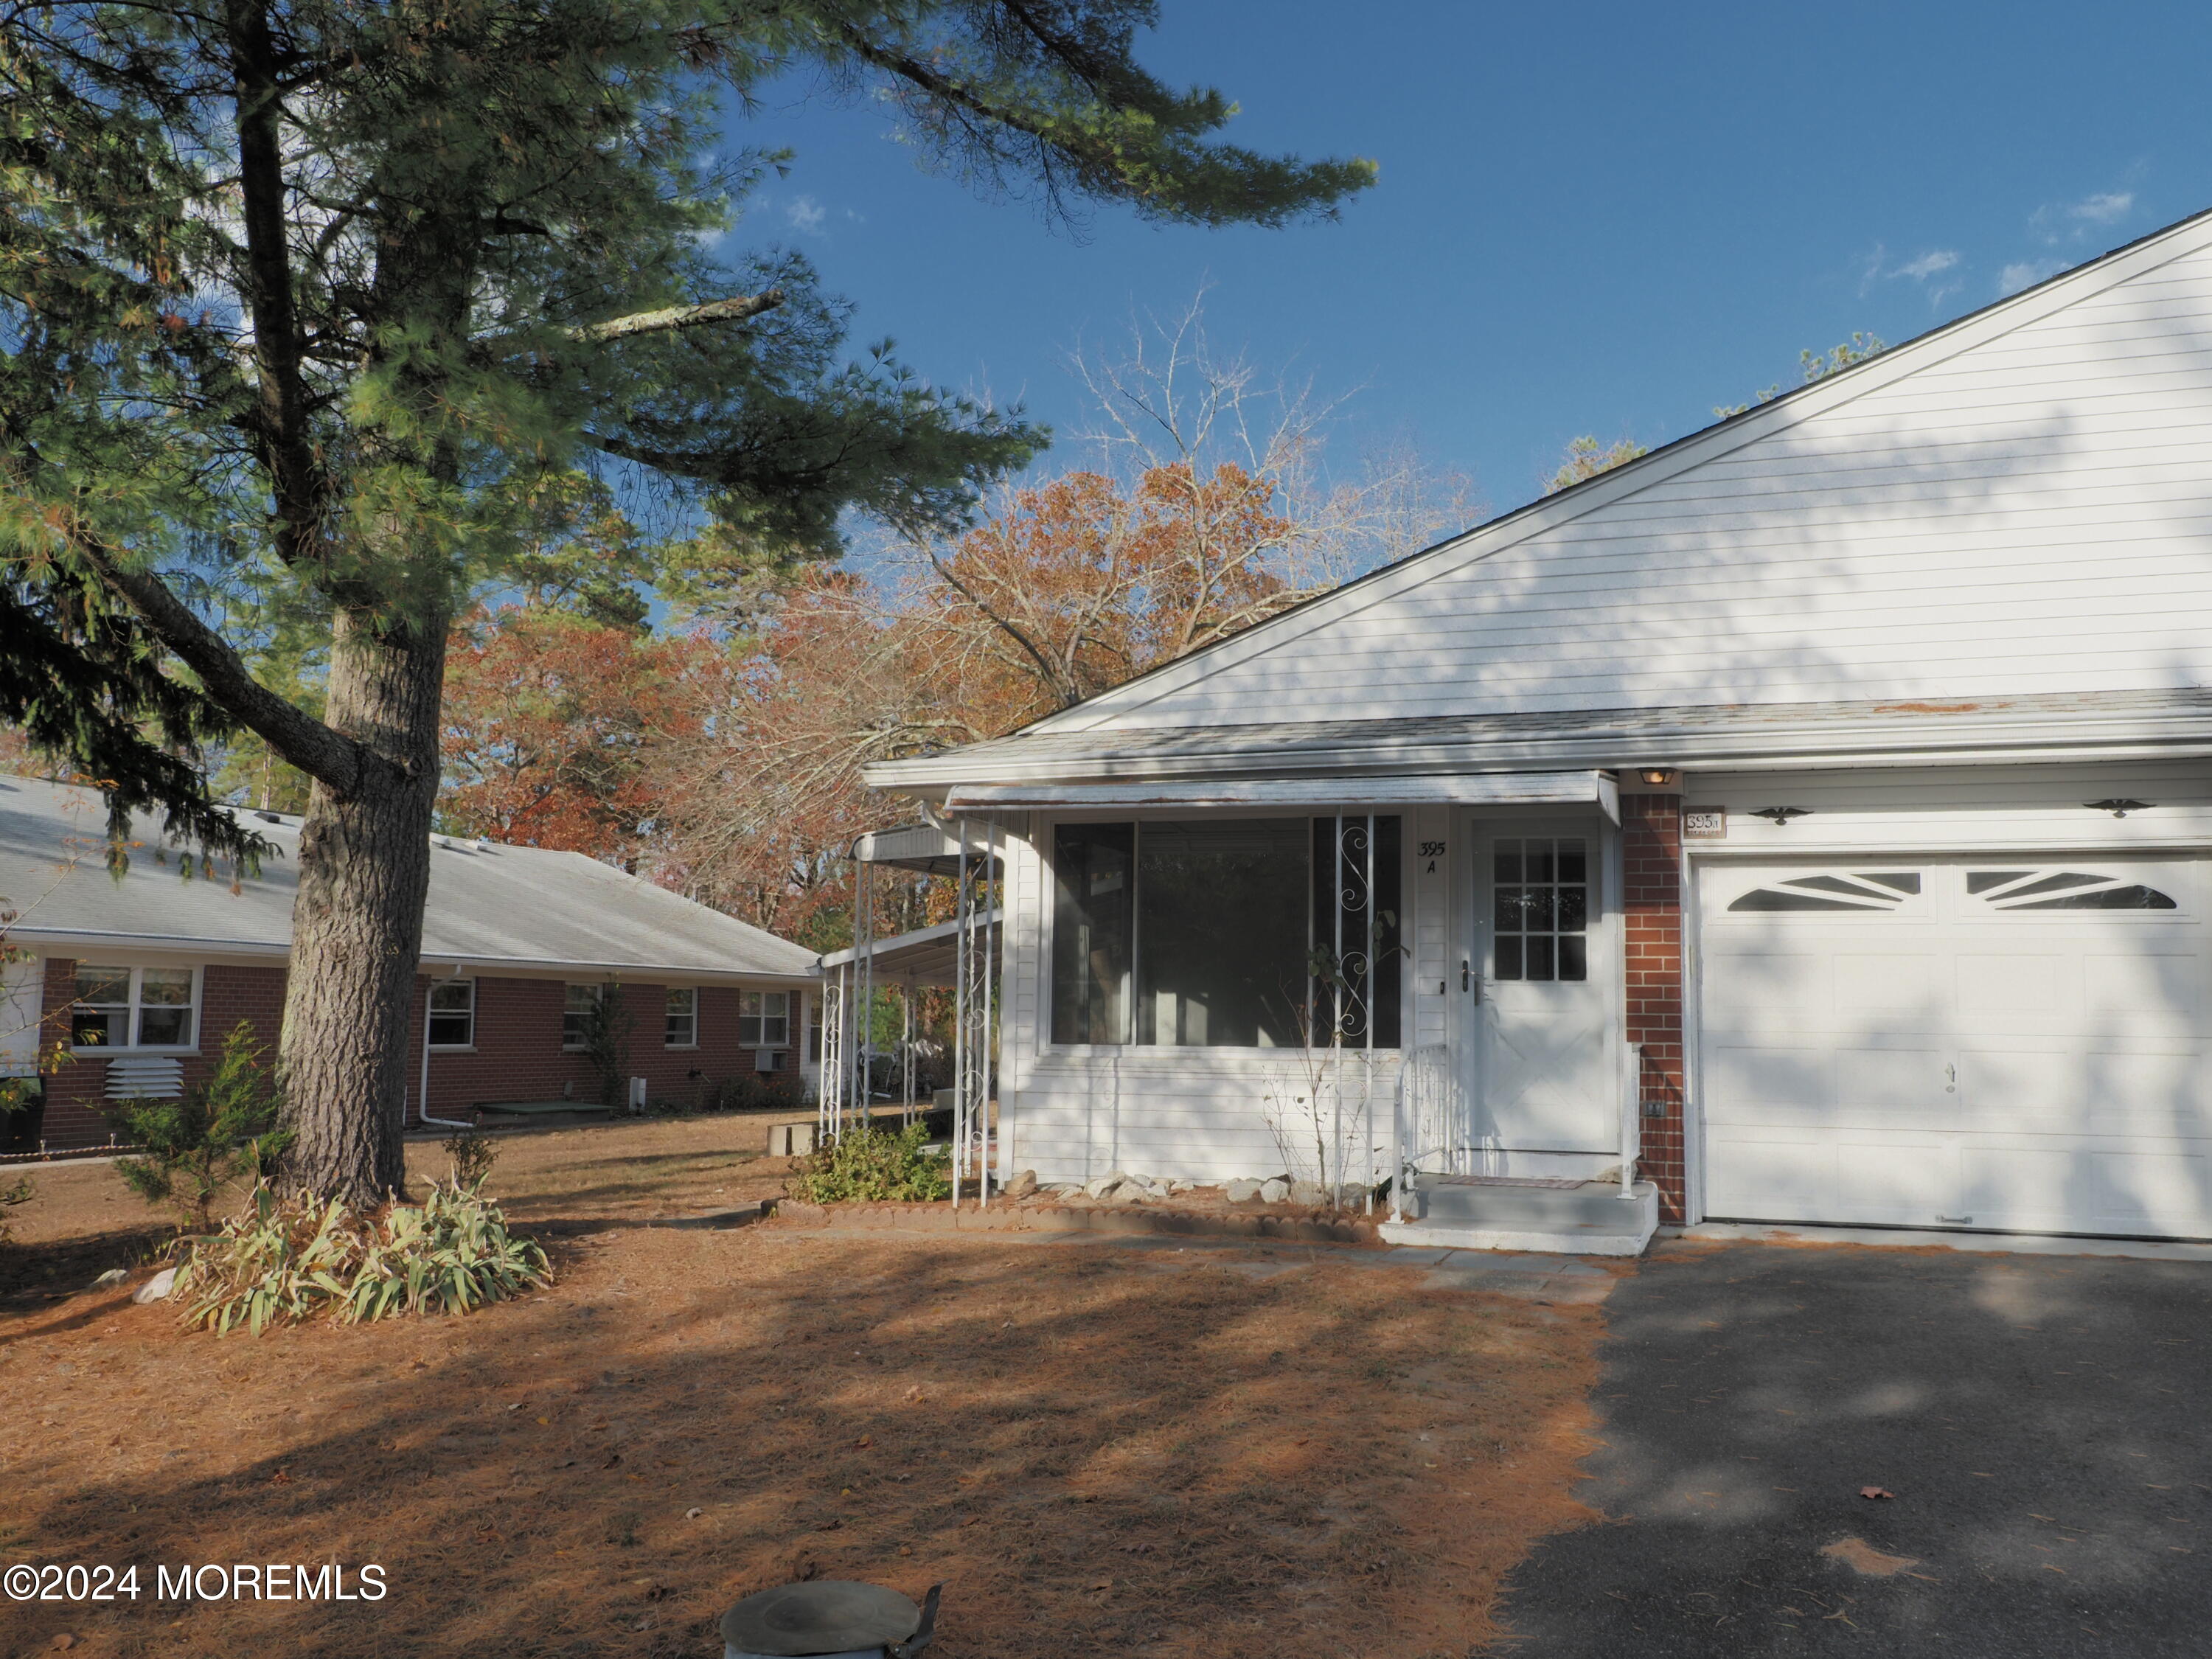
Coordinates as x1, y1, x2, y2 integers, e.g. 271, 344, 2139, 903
1699, 857, 2212, 1237
1472, 824, 1617, 1152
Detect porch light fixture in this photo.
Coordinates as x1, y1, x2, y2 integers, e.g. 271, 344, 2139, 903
1636, 768, 1677, 787
1750, 807, 1812, 826
2084, 799, 2154, 818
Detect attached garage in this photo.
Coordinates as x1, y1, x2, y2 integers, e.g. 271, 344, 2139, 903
1698, 855, 2212, 1239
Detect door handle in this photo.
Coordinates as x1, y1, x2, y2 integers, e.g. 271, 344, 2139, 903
1944, 1062, 1956, 1093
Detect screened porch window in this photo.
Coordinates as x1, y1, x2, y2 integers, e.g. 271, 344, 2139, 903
1050, 817, 1401, 1049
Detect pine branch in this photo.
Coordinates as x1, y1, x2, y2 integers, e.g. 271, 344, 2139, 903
66, 538, 363, 792
565, 290, 784, 344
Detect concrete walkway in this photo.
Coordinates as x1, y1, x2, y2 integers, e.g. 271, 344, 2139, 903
1492, 1239, 2212, 1656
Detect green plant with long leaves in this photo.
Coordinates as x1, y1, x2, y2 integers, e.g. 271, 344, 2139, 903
176, 1180, 551, 1335
109, 1022, 291, 1229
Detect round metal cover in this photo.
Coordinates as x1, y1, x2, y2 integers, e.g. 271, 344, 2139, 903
720, 1581, 920, 1657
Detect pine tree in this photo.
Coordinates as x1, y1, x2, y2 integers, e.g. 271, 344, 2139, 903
0, 2, 1374, 1202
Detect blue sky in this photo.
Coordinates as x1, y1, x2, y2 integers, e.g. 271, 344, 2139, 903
726, 1, 2212, 518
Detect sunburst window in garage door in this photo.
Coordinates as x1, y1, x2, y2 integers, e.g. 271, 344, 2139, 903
1969, 870, 2180, 910
1725, 872, 1922, 913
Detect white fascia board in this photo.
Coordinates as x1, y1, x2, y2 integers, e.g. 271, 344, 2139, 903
451, 957, 820, 986
1004, 212, 2212, 739
942, 771, 1620, 821
16, 931, 818, 986
8, 929, 291, 964
872, 711, 2212, 793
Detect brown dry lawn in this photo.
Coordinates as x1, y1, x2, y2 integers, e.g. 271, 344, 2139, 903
0, 1118, 1601, 1658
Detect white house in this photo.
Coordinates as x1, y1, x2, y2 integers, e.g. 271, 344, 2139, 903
860, 205, 2212, 1251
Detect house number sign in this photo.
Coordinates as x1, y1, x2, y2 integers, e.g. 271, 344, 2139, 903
1419, 839, 1445, 873
1683, 807, 1727, 841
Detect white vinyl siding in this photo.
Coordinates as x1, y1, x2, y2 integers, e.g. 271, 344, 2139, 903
1034, 223, 2212, 734
999, 816, 1413, 1184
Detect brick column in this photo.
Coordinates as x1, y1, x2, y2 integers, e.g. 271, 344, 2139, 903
1621, 790, 1686, 1222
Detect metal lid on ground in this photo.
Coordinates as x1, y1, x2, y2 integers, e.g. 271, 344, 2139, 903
720, 1580, 921, 1656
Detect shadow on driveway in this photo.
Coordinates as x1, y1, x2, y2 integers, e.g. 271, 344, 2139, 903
1494, 1241, 2212, 1657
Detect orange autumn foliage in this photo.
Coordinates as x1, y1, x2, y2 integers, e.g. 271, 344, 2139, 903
439, 607, 719, 868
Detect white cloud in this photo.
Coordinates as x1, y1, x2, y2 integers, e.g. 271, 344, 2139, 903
2073, 190, 2135, 226
785, 195, 827, 235
1857, 244, 1966, 307
1998, 258, 2065, 296
2031, 189, 2138, 243
1894, 249, 1961, 281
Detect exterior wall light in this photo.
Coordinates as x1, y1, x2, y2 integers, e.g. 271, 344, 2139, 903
1636, 768, 1678, 787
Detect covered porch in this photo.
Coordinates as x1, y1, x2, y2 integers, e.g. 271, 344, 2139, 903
840, 770, 1664, 1252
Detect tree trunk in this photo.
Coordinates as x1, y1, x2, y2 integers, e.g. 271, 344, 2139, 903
276, 605, 448, 1205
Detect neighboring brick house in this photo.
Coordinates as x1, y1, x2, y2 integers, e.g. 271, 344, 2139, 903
0, 776, 818, 1155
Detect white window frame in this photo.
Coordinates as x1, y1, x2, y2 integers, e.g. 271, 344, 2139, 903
427, 978, 476, 1051
562, 983, 603, 1051
739, 989, 790, 1048
665, 986, 698, 1049
69, 963, 204, 1055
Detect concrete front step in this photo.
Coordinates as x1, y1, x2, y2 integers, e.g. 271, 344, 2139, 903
1380, 1178, 1660, 1256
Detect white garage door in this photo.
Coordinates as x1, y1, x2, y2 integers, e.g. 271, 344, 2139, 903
1699, 857, 2212, 1238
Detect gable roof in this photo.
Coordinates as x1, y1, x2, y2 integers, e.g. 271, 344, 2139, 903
872, 204, 2212, 792
0, 775, 817, 982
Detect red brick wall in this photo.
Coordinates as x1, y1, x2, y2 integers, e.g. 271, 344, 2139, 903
35, 959, 289, 1153
27, 959, 807, 1152
403, 977, 804, 1121
1621, 791, 1687, 1222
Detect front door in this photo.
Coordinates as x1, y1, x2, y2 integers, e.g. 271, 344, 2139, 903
1470, 822, 1618, 1154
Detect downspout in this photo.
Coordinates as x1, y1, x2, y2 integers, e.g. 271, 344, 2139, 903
416, 972, 473, 1131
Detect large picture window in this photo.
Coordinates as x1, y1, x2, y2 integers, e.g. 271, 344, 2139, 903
1051, 817, 1401, 1049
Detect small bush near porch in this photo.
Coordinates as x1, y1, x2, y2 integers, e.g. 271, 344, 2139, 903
1, 1116, 1599, 1658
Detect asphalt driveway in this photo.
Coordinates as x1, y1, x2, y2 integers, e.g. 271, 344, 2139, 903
1493, 1240, 2212, 1657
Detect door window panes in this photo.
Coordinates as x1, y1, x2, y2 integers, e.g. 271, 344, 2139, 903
1493, 838, 1589, 982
